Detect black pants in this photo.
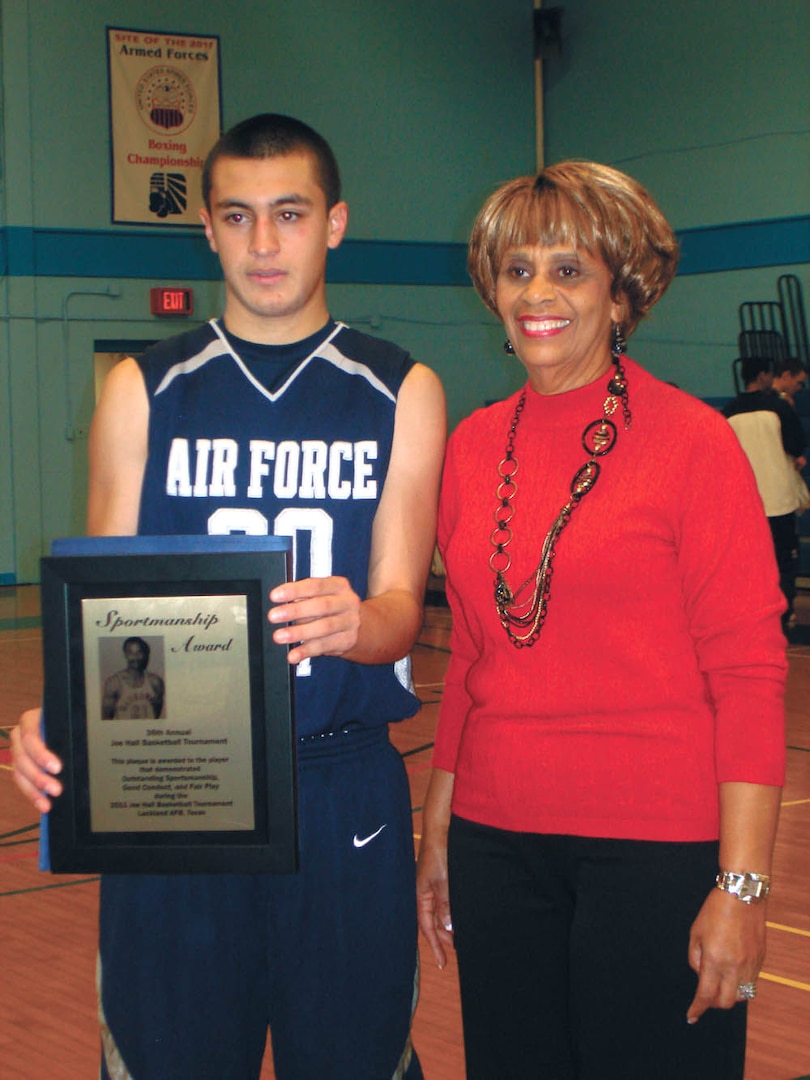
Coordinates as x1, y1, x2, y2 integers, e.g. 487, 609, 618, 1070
448, 817, 746, 1080
769, 512, 798, 620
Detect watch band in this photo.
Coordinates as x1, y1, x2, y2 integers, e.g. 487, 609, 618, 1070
715, 870, 771, 904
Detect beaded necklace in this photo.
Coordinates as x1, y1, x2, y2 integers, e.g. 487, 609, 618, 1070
490, 354, 631, 648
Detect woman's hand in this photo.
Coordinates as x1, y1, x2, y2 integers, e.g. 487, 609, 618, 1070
11, 708, 63, 813
416, 838, 454, 970
686, 782, 781, 1022
686, 888, 766, 1022
416, 767, 456, 969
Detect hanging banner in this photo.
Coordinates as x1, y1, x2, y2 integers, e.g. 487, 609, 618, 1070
107, 26, 221, 226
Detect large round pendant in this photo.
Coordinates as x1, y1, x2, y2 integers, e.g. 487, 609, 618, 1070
582, 418, 617, 456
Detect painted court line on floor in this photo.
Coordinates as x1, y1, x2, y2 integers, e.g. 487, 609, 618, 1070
767, 922, 810, 939
759, 972, 810, 993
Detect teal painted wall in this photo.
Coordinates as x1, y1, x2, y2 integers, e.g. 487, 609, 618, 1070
540, 0, 809, 394
21, 1, 537, 241
0, 0, 808, 583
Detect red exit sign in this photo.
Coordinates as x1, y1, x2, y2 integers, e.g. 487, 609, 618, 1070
150, 287, 194, 316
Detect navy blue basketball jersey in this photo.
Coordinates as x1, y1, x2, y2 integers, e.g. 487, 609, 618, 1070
136, 318, 420, 737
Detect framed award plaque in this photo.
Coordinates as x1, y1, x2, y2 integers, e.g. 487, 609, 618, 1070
40, 535, 297, 874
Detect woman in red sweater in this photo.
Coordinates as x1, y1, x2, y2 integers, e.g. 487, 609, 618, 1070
417, 163, 786, 1079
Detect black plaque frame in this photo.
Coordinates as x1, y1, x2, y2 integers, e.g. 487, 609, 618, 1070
40, 536, 297, 874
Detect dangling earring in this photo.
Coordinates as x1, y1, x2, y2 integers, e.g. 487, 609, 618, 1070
612, 323, 626, 356
503, 339, 515, 355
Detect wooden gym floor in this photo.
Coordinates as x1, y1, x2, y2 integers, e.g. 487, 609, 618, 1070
1, 586, 809, 1079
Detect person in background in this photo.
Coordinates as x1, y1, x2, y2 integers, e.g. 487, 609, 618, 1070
773, 357, 807, 408
417, 162, 785, 1080
12, 113, 445, 1080
724, 356, 806, 631
773, 357, 810, 607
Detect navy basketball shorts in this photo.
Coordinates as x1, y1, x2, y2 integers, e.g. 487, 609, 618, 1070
98, 727, 419, 1079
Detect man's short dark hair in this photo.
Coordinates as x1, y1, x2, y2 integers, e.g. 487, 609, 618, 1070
774, 358, 807, 378
742, 356, 772, 386
123, 636, 150, 663
202, 113, 341, 210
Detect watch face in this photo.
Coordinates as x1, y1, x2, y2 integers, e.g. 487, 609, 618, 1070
717, 871, 769, 902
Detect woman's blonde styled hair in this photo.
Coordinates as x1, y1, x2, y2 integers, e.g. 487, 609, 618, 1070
467, 161, 679, 337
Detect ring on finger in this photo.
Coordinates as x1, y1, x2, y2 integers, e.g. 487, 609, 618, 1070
737, 982, 757, 1001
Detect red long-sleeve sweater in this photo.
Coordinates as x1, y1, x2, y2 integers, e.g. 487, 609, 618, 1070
434, 358, 786, 842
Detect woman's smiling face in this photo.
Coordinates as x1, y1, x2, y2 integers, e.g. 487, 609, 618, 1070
495, 243, 624, 395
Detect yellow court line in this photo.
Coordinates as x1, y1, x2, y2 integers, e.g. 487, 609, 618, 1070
781, 797, 810, 807
759, 972, 810, 992
767, 921, 810, 939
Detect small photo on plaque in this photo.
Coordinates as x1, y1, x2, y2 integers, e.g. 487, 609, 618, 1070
98, 635, 167, 721
40, 535, 297, 875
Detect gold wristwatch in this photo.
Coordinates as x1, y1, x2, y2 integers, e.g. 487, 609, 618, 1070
715, 870, 771, 904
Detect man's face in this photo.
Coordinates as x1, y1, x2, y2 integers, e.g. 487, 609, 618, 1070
784, 370, 807, 397
200, 152, 348, 343
124, 641, 148, 672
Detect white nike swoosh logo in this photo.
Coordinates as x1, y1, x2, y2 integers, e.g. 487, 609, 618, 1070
353, 824, 387, 848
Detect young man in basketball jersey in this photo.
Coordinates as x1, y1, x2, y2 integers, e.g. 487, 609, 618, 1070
12, 114, 445, 1080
